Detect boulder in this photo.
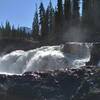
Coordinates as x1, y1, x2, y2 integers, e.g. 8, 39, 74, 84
87, 43, 100, 65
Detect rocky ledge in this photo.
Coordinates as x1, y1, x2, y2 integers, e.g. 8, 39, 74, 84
0, 66, 100, 100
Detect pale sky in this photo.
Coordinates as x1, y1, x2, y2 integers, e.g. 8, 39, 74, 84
0, 0, 57, 28
0, 0, 82, 28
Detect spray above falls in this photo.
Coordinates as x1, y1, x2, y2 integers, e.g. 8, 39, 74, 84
0, 43, 91, 75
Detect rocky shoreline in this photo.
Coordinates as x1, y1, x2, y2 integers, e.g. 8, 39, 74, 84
0, 66, 100, 100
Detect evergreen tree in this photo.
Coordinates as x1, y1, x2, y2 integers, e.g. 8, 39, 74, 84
64, 0, 71, 20
5, 21, 11, 37
21, 27, 26, 39
45, 6, 49, 35
82, 0, 95, 41
56, 0, 63, 27
0, 22, 30, 40
39, 2, 46, 40
32, 5, 39, 40
46, 0, 55, 43
17, 26, 21, 38
26, 33, 31, 40
55, 0, 63, 29
0, 26, 2, 38
0, 24, 5, 38
72, 0, 80, 22
11, 25, 16, 38
57, 0, 63, 21
46, 1, 55, 34
54, 0, 63, 43
82, 0, 93, 27
82, 0, 89, 24
49, 0, 55, 34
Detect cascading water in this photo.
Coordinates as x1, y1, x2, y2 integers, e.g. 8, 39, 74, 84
0, 43, 91, 75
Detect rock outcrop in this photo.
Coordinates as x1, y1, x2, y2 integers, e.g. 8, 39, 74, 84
0, 66, 99, 100
87, 43, 100, 66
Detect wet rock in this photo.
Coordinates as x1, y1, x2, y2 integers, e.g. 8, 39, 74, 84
0, 66, 99, 100
87, 43, 100, 65
62, 43, 87, 55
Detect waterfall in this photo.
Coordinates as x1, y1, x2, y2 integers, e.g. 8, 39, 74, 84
0, 43, 91, 75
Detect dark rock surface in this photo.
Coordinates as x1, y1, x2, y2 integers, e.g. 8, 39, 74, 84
87, 43, 100, 65
0, 66, 100, 100
62, 42, 100, 66
0, 38, 40, 55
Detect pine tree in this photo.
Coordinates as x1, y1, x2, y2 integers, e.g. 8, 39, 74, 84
82, 0, 93, 27
64, 0, 71, 20
39, 2, 46, 40
46, 0, 55, 43
0, 24, 5, 38
5, 21, 11, 38
55, 0, 63, 30
72, 0, 80, 22
46, 1, 55, 34
54, 0, 63, 43
49, 0, 55, 34
45, 6, 49, 35
0, 25, 3, 38
82, 0, 95, 41
22, 27, 26, 39
82, 0, 89, 24
32, 5, 39, 41
11, 25, 16, 38
57, 0, 63, 21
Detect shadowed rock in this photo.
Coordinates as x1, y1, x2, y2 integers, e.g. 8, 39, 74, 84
87, 43, 100, 66
0, 66, 99, 100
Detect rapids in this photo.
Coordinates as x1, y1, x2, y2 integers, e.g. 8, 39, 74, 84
0, 43, 91, 74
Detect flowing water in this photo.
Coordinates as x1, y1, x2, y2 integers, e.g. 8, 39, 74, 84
0, 42, 92, 75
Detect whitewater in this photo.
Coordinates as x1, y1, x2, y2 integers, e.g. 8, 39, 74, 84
0, 43, 91, 75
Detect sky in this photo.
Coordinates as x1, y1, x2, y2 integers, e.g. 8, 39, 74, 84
0, 0, 82, 29
0, 0, 57, 28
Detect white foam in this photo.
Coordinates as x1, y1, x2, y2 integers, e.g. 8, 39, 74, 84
0, 44, 91, 75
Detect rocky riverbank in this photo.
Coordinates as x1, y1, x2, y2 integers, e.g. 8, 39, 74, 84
0, 66, 100, 100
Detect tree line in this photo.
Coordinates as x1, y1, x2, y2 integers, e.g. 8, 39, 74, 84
0, 21, 31, 40
0, 0, 99, 43
32, 0, 98, 43
32, 0, 80, 44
